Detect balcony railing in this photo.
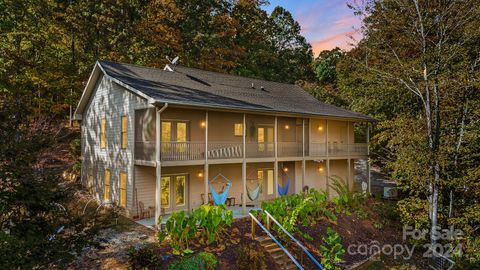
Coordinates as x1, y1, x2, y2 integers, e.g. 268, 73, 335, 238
161, 142, 205, 161
246, 142, 274, 158
348, 143, 368, 156
134, 141, 368, 162
309, 143, 368, 157
309, 142, 327, 157
278, 142, 303, 157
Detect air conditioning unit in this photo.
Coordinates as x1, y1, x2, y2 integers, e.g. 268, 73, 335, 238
383, 186, 398, 199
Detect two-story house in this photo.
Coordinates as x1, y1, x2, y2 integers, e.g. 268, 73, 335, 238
74, 60, 375, 225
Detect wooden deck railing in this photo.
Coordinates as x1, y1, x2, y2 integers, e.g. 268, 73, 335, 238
134, 141, 368, 161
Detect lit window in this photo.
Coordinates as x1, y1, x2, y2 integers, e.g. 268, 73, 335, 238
234, 123, 243, 136
119, 172, 127, 207
121, 116, 127, 149
104, 169, 110, 201
100, 118, 106, 149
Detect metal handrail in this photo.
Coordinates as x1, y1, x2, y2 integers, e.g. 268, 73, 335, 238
249, 213, 304, 270
265, 210, 324, 269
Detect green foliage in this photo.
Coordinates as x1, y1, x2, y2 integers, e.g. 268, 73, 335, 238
159, 210, 197, 255
235, 243, 267, 270
260, 188, 336, 237
0, 94, 85, 268
313, 47, 343, 84
193, 204, 233, 244
328, 176, 365, 213
396, 197, 430, 230
69, 138, 81, 157
167, 252, 217, 270
158, 205, 233, 255
127, 245, 161, 270
319, 228, 345, 270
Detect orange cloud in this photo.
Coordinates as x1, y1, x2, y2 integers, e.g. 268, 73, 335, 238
311, 30, 361, 55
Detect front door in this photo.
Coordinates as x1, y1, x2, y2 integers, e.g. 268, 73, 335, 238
257, 126, 274, 153
257, 168, 275, 200
160, 174, 188, 212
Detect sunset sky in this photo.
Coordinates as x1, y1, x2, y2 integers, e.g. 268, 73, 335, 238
264, 0, 362, 57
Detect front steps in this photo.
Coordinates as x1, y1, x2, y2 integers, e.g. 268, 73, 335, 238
255, 235, 298, 270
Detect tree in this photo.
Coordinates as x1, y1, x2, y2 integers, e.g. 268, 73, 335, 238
344, 0, 480, 263
313, 47, 343, 84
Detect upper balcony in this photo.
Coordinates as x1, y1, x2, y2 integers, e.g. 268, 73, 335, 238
133, 107, 368, 164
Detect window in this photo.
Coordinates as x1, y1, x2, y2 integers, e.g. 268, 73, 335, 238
119, 172, 127, 207
267, 169, 274, 195
104, 169, 110, 201
234, 123, 243, 136
100, 118, 106, 149
121, 116, 127, 149
161, 121, 189, 153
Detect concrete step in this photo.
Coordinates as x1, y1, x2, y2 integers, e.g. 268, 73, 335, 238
266, 247, 283, 254
263, 243, 278, 249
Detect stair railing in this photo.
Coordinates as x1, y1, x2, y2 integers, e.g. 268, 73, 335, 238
249, 212, 304, 270
264, 210, 324, 269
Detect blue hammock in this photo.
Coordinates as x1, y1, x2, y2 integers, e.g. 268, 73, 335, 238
209, 174, 233, 205
278, 179, 291, 196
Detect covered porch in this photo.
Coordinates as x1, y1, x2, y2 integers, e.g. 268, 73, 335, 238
133, 162, 297, 227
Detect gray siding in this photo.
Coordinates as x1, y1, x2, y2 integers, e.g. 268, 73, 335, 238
81, 74, 149, 216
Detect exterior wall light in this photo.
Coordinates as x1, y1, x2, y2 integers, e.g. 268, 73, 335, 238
318, 166, 324, 172
283, 167, 289, 172
284, 124, 290, 130
200, 121, 206, 128
197, 171, 204, 178
318, 125, 323, 131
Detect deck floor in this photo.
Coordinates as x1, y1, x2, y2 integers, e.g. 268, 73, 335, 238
135, 205, 261, 228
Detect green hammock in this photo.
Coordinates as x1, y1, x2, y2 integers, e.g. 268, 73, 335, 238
247, 184, 262, 201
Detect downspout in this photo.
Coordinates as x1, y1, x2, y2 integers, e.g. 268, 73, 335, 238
155, 103, 168, 227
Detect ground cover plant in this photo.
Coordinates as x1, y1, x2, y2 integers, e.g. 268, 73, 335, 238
319, 228, 345, 270
158, 205, 233, 255
167, 252, 217, 270
259, 188, 337, 239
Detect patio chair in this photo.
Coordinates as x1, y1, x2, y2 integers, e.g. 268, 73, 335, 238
138, 201, 151, 219
201, 193, 214, 205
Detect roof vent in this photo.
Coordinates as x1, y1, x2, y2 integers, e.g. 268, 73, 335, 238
164, 56, 179, 72
260, 86, 266, 91
251, 83, 254, 89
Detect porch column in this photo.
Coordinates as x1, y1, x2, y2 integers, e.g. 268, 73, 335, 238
367, 123, 371, 194
242, 113, 246, 213
274, 116, 278, 198
347, 121, 350, 156
155, 104, 168, 226
204, 111, 209, 204
326, 119, 330, 195
347, 158, 351, 191
301, 118, 306, 191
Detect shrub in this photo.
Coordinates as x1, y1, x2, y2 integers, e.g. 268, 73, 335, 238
396, 197, 429, 229
319, 228, 345, 270
158, 205, 233, 255
127, 245, 161, 269
329, 176, 365, 213
167, 252, 217, 270
235, 243, 267, 270
260, 188, 336, 237
193, 204, 233, 244
158, 210, 197, 255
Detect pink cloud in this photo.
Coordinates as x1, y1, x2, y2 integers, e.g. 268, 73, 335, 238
311, 30, 361, 55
